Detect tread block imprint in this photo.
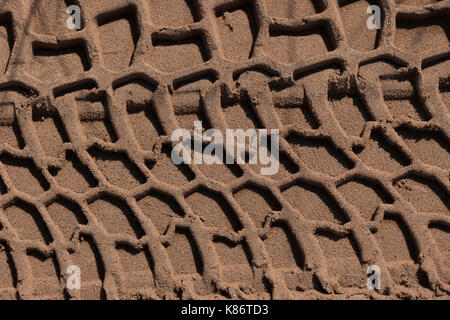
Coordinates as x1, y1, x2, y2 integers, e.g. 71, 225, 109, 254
0, 0, 449, 300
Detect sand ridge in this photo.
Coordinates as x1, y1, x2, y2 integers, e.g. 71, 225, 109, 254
0, 0, 448, 300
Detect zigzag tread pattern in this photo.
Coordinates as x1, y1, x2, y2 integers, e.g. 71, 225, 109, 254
0, 0, 448, 299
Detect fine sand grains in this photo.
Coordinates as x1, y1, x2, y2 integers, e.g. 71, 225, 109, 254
0, 0, 448, 300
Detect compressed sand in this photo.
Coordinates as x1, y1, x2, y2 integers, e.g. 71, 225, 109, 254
0, 0, 448, 300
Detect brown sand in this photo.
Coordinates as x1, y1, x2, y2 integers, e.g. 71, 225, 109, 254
0, 0, 449, 300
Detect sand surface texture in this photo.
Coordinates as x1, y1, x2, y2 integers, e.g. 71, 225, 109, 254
0, 0, 449, 300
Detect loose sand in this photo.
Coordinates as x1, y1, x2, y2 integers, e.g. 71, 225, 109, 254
0, 0, 448, 300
